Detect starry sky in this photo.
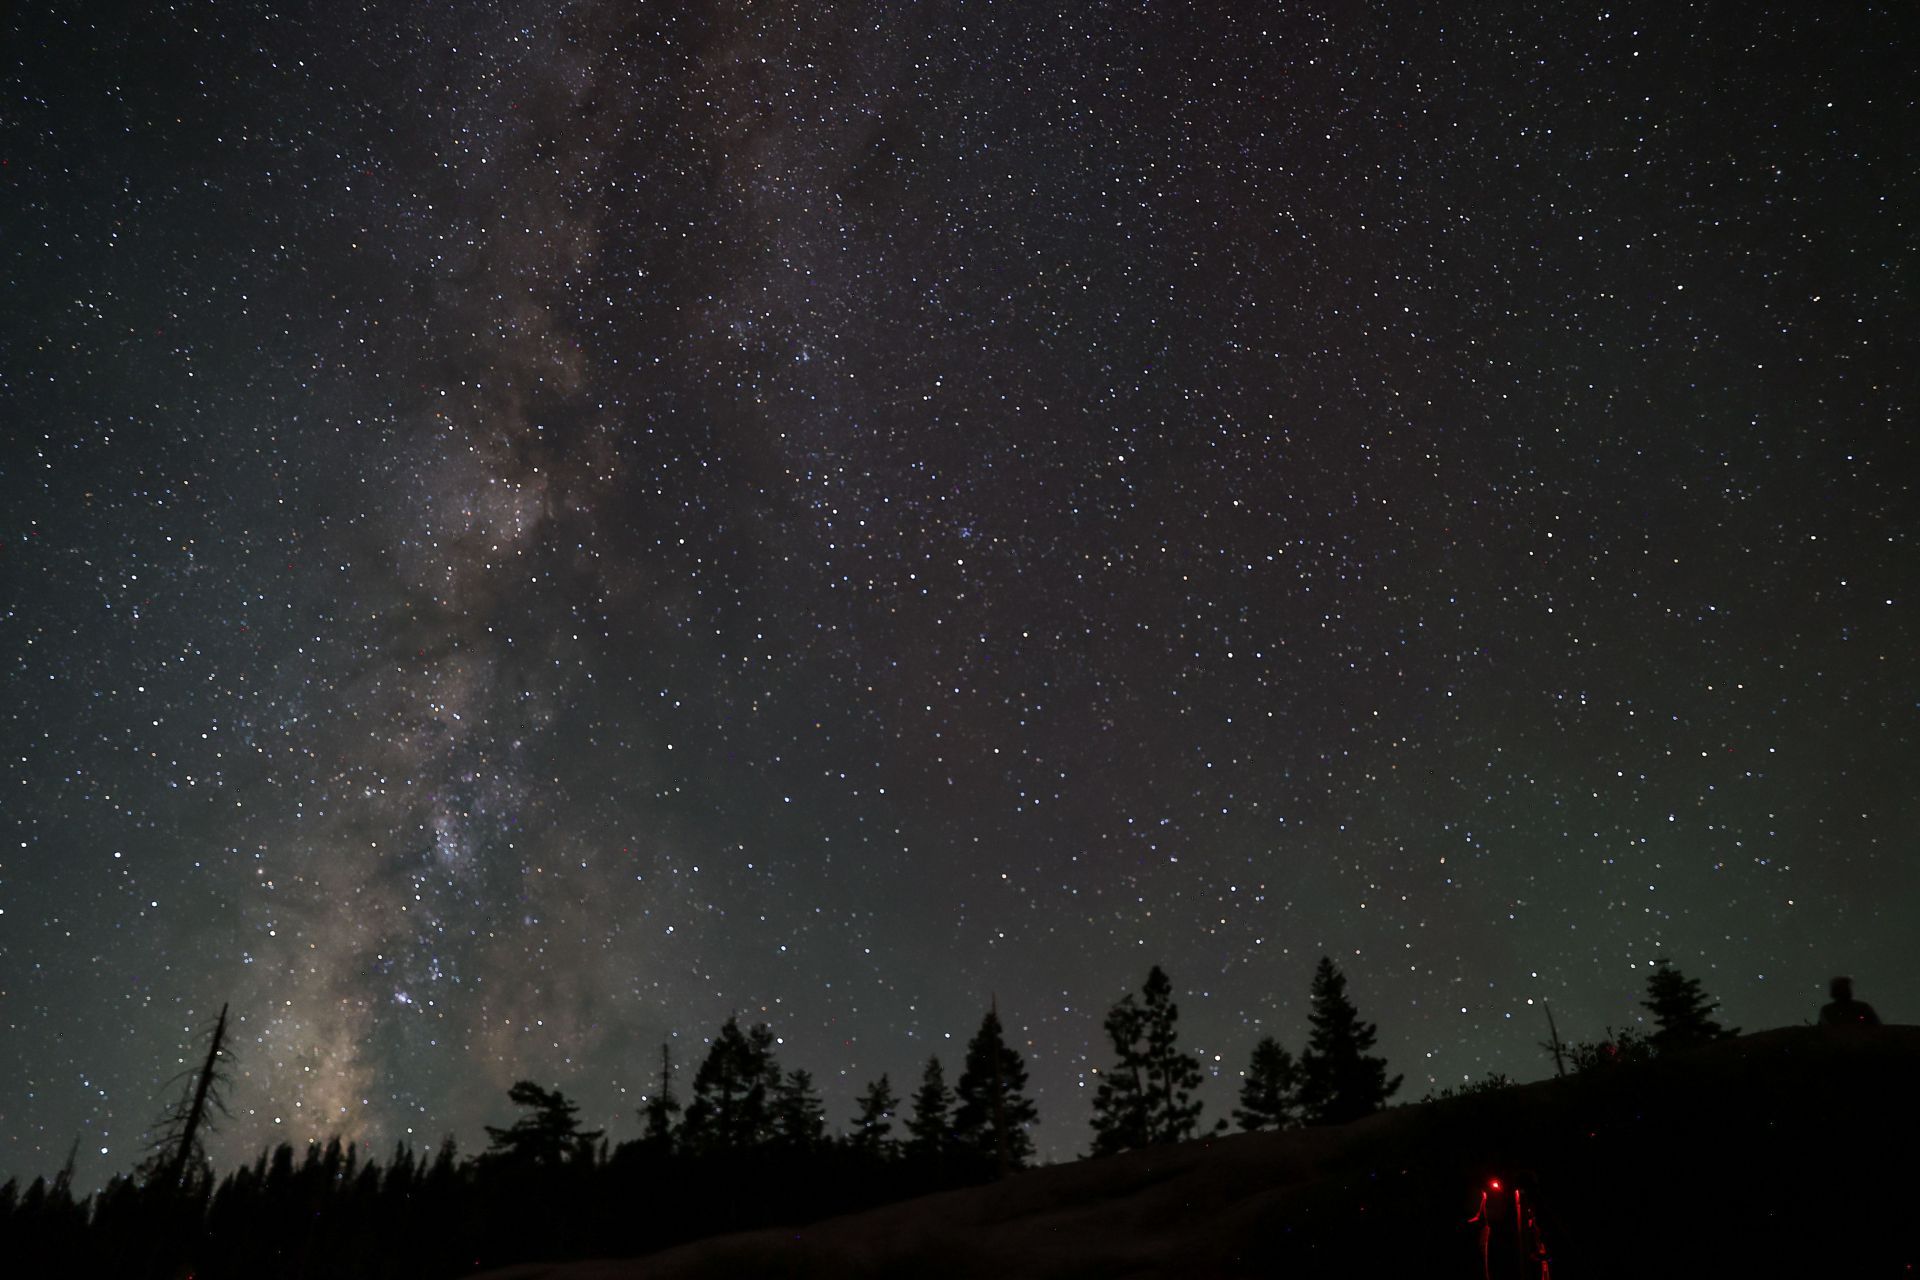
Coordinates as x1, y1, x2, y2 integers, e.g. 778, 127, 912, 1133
3, 1, 1915, 1183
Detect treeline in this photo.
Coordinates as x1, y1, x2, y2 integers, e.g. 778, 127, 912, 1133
7, 954, 1743, 1277
1091, 957, 1400, 1149
0, 1002, 1047, 1279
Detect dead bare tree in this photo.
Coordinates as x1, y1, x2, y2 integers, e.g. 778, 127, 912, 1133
1540, 1000, 1568, 1078
147, 1002, 233, 1194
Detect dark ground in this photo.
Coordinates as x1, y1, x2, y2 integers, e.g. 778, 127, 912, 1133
478, 1026, 1920, 1279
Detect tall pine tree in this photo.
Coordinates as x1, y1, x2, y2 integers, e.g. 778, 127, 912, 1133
849, 1075, 899, 1158
904, 1056, 954, 1167
1138, 965, 1205, 1144
1090, 965, 1206, 1155
1642, 961, 1739, 1050
639, 1042, 680, 1148
770, 1069, 827, 1149
1297, 957, 1402, 1125
679, 1016, 781, 1153
1089, 994, 1149, 1155
953, 1005, 1038, 1175
1233, 1035, 1300, 1131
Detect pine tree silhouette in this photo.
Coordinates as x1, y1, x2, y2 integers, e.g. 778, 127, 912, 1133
1233, 1035, 1301, 1130
1091, 965, 1206, 1154
904, 1056, 955, 1168
640, 1041, 681, 1148
1138, 965, 1205, 1143
770, 1069, 828, 1149
483, 1081, 603, 1165
953, 1004, 1038, 1174
849, 1074, 899, 1157
1642, 960, 1739, 1050
1297, 957, 1402, 1125
1090, 992, 1150, 1155
680, 1015, 781, 1152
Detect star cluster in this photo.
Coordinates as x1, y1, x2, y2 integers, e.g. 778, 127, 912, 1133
3, 1, 1913, 1179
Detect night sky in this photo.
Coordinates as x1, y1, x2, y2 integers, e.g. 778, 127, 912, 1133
4, 1, 1914, 1184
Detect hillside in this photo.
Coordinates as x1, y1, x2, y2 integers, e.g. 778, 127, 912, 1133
479, 1026, 1920, 1279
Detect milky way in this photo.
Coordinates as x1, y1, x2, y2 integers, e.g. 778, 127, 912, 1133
4, 1, 1914, 1181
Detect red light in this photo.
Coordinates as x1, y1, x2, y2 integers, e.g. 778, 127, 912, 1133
1489, 1179, 1502, 1190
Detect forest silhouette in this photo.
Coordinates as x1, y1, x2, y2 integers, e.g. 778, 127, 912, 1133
0, 959, 1890, 1278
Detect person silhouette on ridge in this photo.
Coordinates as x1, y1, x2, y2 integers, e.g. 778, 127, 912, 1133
1818, 975, 1880, 1027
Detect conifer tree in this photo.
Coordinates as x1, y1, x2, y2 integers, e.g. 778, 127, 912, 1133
1089, 994, 1149, 1155
483, 1081, 603, 1165
1233, 1035, 1300, 1130
1641, 961, 1739, 1050
383, 1140, 416, 1203
426, 1134, 458, 1188
680, 1016, 781, 1152
849, 1074, 899, 1157
953, 1005, 1038, 1174
904, 1056, 954, 1165
1090, 965, 1206, 1154
770, 1069, 828, 1149
639, 1042, 680, 1147
1138, 965, 1205, 1143
1297, 957, 1402, 1125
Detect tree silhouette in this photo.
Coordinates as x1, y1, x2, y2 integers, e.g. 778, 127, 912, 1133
145, 1002, 233, 1194
770, 1068, 827, 1149
953, 1004, 1038, 1174
1090, 965, 1206, 1154
1089, 992, 1149, 1155
639, 1042, 680, 1148
680, 1015, 780, 1153
1642, 961, 1739, 1050
1137, 966, 1205, 1144
1233, 1035, 1300, 1130
1297, 957, 1402, 1125
904, 1056, 954, 1167
484, 1081, 603, 1165
849, 1074, 899, 1158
